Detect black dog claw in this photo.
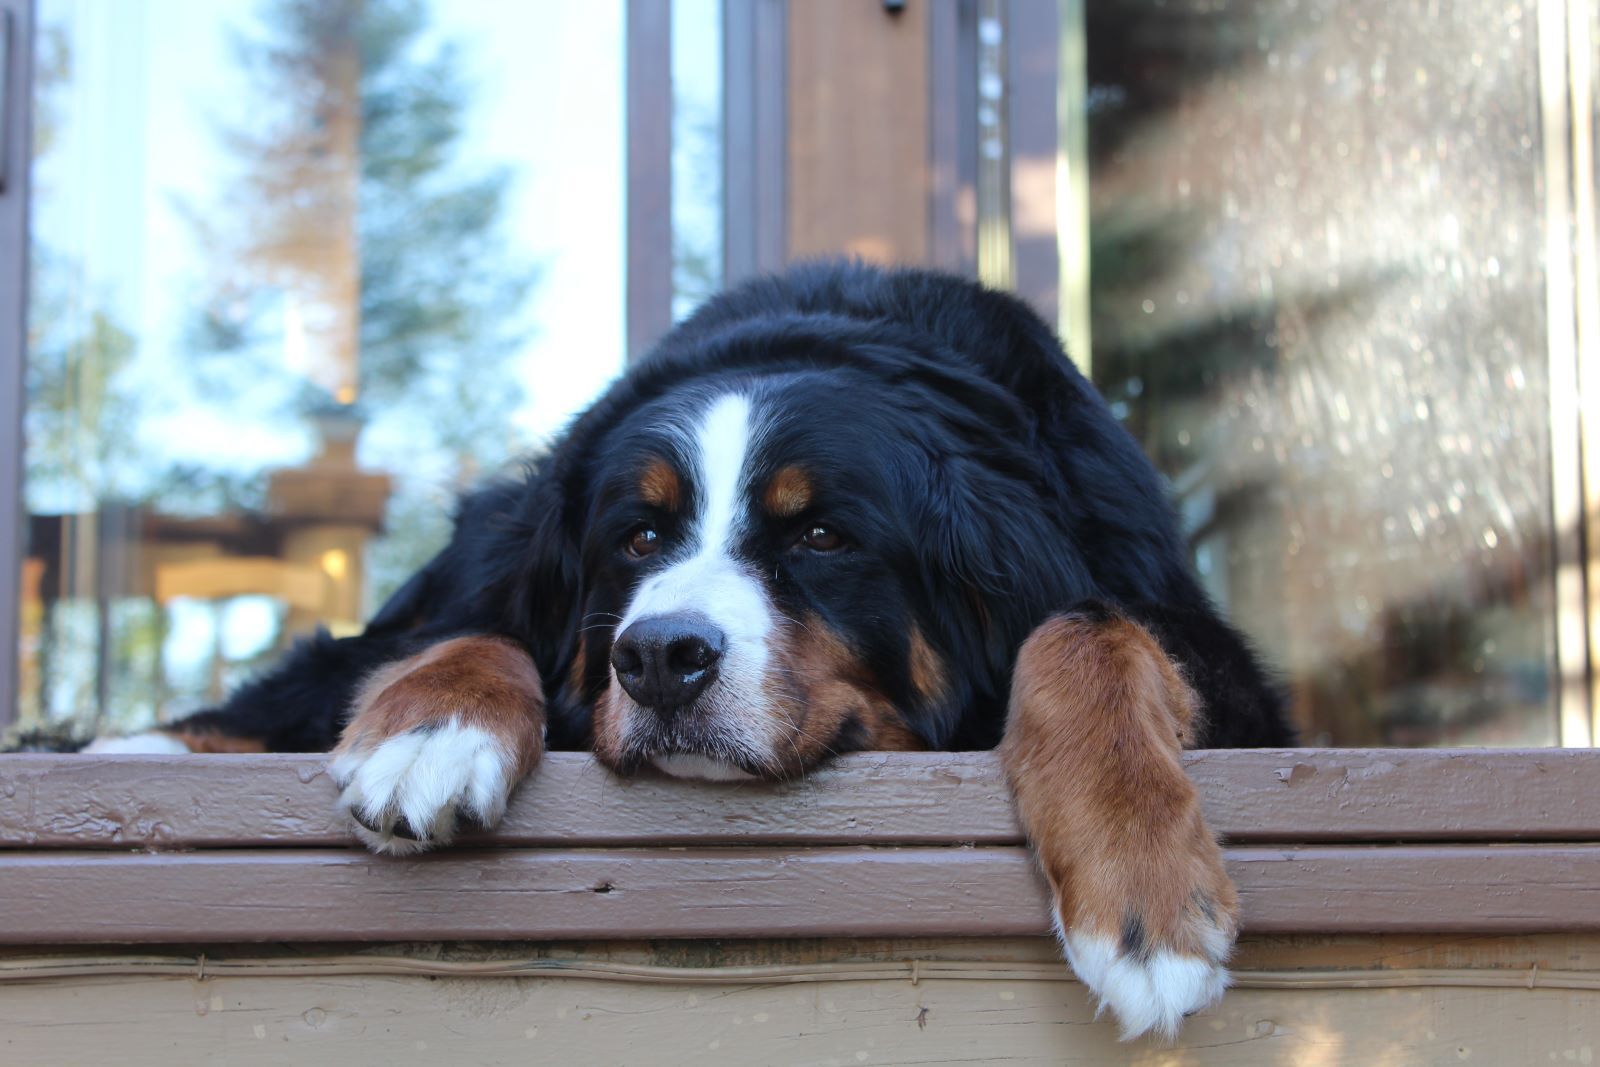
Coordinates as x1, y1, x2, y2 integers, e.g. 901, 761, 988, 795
350, 807, 386, 835
390, 815, 428, 842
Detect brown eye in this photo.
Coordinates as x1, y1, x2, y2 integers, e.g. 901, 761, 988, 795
626, 525, 659, 559
799, 524, 843, 552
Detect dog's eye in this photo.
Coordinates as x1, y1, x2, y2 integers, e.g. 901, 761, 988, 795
797, 524, 844, 553
625, 525, 660, 559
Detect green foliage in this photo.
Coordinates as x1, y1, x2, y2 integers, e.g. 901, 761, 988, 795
23, 294, 139, 504
25, 29, 144, 512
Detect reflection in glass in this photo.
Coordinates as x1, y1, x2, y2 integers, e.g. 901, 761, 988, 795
1085, 1, 1558, 744
671, 0, 723, 320
20, 0, 632, 735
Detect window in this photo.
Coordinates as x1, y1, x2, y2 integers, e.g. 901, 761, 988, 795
2, 0, 1596, 750
9, 0, 722, 737
1076, 1, 1592, 746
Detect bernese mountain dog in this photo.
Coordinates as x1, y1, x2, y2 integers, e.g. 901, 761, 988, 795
92, 262, 1291, 1039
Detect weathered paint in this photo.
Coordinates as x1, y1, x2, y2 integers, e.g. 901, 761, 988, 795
2, 935, 1597, 1065
3, 749, 1599, 850
2, 843, 1599, 943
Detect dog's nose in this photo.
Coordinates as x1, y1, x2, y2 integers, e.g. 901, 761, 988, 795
611, 613, 726, 711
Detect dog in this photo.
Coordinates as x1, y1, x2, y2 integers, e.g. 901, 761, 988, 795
93, 262, 1292, 1038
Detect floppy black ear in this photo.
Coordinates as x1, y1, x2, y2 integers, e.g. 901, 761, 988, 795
931, 292, 1200, 607
364, 462, 582, 673
496, 464, 584, 663
403, 465, 582, 667
922, 452, 1090, 604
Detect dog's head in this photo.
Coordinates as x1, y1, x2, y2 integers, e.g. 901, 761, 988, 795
494, 268, 1192, 780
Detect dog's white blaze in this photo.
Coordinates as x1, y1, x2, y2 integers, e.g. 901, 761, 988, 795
694, 392, 753, 562
617, 393, 779, 757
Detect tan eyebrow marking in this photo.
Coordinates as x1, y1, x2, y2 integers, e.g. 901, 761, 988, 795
763, 465, 813, 518
639, 457, 682, 511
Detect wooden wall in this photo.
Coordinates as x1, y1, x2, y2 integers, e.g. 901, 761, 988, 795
787, 0, 931, 265
3, 935, 1598, 1064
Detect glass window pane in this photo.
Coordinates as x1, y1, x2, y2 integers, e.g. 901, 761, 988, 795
671, 0, 722, 320
20, 0, 646, 735
1084, 1, 1559, 745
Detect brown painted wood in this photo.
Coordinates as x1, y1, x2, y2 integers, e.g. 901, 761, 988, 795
0, 751, 1019, 849
0, 847, 1048, 943
1006, 0, 1059, 325
1229, 845, 1600, 934
4, 749, 1599, 850
786, 0, 930, 264
2, 844, 1597, 944
1185, 747, 1600, 843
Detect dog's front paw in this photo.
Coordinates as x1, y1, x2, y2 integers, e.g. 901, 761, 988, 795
1002, 610, 1241, 1041
1057, 887, 1234, 1041
330, 720, 519, 855
329, 635, 545, 855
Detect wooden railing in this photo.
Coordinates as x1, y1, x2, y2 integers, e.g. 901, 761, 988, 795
2, 749, 1598, 944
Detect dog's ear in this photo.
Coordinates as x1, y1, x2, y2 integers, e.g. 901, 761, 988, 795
366, 469, 582, 664
916, 451, 1095, 669
364, 495, 516, 636
472, 466, 582, 657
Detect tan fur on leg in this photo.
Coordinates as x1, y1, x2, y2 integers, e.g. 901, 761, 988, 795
1000, 612, 1236, 1040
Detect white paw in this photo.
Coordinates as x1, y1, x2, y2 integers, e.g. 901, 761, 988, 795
84, 733, 191, 755
1059, 916, 1231, 1041
329, 721, 516, 856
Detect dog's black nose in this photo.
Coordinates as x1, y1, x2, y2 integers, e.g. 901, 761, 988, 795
611, 613, 725, 711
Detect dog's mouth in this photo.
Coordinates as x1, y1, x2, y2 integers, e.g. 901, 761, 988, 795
595, 684, 793, 781
648, 752, 762, 781
612, 732, 780, 782
590, 611, 905, 781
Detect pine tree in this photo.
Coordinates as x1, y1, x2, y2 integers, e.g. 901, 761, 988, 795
187, 0, 536, 603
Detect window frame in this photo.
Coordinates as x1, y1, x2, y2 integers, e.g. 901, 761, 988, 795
0, 0, 31, 732
626, 0, 674, 361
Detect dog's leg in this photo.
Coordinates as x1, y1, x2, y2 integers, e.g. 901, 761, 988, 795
999, 609, 1235, 1040
330, 635, 544, 855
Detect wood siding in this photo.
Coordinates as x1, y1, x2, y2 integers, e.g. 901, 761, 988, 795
2, 935, 1598, 1064
786, 0, 930, 264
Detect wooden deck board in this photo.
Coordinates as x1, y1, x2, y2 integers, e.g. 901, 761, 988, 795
4, 749, 1599, 849
3, 843, 1598, 943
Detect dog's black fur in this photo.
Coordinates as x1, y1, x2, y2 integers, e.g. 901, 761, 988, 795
163, 262, 1290, 756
